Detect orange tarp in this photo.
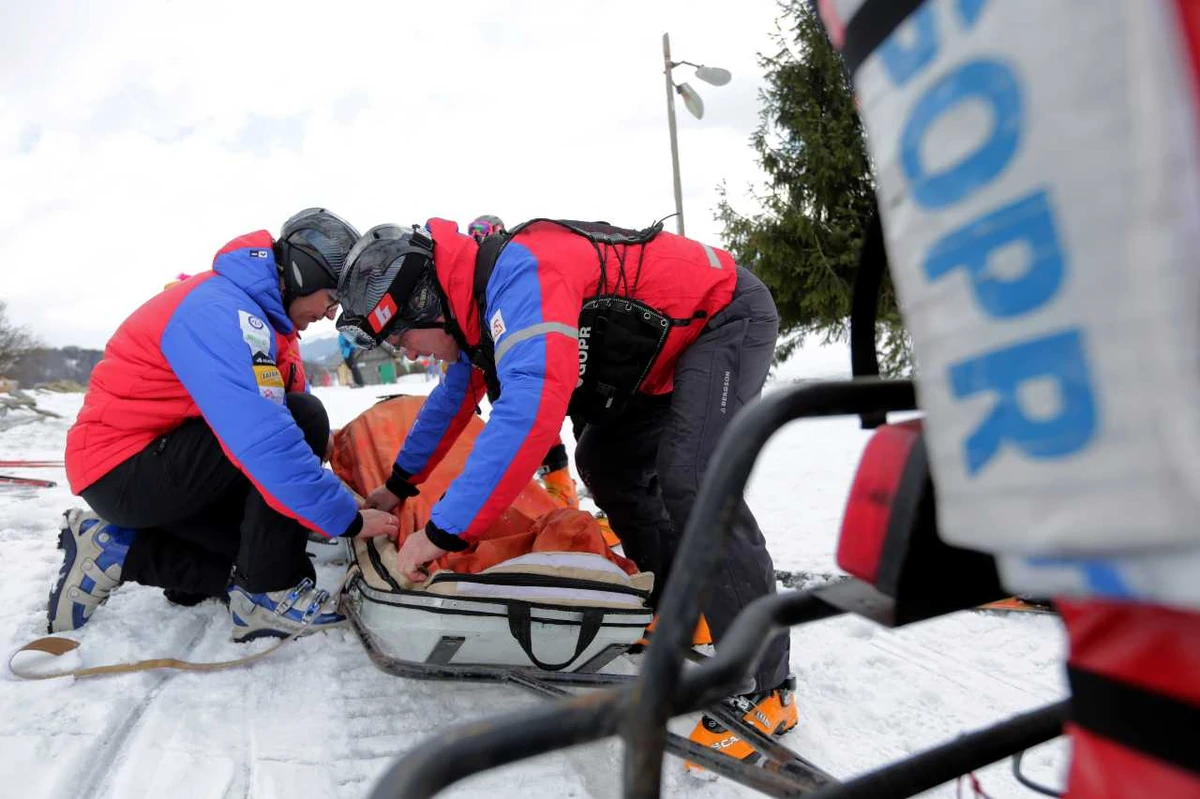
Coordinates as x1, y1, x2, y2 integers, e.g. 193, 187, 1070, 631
330, 394, 638, 576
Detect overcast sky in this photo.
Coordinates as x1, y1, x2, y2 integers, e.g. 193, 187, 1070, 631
4, 0, 790, 348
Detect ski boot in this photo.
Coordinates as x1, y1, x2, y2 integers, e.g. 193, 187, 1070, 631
47, 508, 136, 633
228, 577, 346, 642
595, 513, 622, 549
631, 613, 713, 652
540, 466, 580, 509
686, 675, 799, 769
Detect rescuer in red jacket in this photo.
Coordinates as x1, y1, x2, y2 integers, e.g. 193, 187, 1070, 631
336, 216, 796, 760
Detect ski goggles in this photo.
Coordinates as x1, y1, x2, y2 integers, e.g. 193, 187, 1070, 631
468, 220, 496, 241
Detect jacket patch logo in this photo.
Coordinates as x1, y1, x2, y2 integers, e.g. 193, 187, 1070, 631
238, 311, 271, 358
490, 310, 506, 340
249, 249, 269, 259
370, 295, 398, 334
253, 363, 285, 404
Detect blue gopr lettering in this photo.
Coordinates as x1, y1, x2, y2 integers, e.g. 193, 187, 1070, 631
879, 3, 939, 86
901, 59, 1022, 209
950, 330, 1098, 474
924, 189, 1065, 318
957, 0, 988, 27
1025, 556, 1134, 599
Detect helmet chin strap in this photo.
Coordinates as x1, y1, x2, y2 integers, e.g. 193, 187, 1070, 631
275, 242, 299, 309
435, 283, 473, 355
278, 282, 297, 310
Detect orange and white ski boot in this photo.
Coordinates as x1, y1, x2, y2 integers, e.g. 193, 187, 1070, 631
686, 675, 799, 769
594, 513, 622, 549
632, 613, 713, 651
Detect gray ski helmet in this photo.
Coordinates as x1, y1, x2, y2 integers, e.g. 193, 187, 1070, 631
277, 208, 360, 301
336, 224, 440, 350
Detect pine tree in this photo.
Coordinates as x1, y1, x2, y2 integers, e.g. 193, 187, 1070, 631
717, 0, 910, 375
0, 301, 39, 375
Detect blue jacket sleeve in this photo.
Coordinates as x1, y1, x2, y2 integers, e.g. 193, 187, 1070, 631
394, 354, 486, 484
161, 293, 359, 537
427, 242, 579, 541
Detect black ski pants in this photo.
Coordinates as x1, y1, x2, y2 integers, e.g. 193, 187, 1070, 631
574, 267, 789, 694
81, 392, 331, 596
344, 354, 364, 387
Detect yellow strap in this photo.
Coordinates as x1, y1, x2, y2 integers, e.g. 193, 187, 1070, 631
9, 571, 358, 681
7, 632, 296, 681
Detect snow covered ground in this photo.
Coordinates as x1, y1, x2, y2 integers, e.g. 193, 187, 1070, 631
0, 343, 1069, 798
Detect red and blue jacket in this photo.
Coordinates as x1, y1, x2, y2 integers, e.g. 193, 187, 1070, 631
65, 231, 358, 538
393, 218, 738, 550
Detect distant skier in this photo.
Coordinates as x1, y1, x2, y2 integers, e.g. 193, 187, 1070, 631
338, 330, 365, 387
336, 216, 795, 759
53, 208, 398, 641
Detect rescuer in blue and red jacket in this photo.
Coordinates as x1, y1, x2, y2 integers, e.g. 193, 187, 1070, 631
467, 213, 580, 510
53, 209, 398, 641
336, 217, 796, 756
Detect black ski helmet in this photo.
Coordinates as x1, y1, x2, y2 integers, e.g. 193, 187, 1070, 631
276, 208, 360, 304
335, 224, 441, 350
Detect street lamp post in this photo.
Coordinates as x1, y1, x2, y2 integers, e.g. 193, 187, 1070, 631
662, 33, 731, 237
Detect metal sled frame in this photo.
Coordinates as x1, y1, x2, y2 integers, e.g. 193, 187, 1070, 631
362, 379, 1068, 798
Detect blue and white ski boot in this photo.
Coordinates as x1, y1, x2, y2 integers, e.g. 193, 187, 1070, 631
47, 508, 136, 633
228, 577, 345, 642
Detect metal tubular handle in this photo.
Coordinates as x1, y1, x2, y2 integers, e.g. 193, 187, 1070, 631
624, 378, 917, 797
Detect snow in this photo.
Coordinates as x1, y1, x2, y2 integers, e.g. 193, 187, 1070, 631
0, 345, 1069, 799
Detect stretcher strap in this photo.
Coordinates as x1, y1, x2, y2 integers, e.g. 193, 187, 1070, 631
8, 571, 355, 681
7, 633, 296, 681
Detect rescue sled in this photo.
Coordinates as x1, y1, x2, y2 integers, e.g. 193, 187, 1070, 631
329, 397, 830, 784
330, 395, 654, 682
345, 533, 654, 678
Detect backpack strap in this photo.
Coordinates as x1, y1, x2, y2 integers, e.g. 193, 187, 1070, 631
470, 233, 512, 402
507, 218, 663, 246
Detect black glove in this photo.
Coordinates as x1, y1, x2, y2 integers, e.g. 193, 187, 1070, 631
384, 465, 421, 501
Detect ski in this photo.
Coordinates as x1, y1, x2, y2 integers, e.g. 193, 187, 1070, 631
0, 460, 64, 468
517, 671, 832, 796
976, 597, 1055, 614
0, 474, 57, 488
776, 570, 1056, 615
